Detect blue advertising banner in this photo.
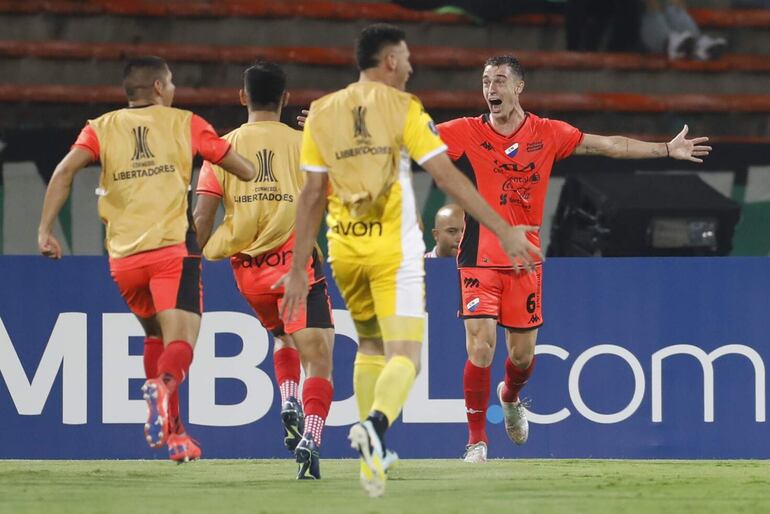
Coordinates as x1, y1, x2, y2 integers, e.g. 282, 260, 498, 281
0, 256, 768, 459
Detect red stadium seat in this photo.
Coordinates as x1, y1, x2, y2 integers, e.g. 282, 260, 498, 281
2, 40, 770, 73
3, 83, 770, 114
0, 1, 768, 29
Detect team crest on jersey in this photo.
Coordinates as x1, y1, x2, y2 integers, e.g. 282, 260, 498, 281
505, 142, 519, 158
255, 149, 277, 182
352, 106, 371, 141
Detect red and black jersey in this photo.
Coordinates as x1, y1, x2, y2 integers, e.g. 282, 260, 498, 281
438, 113, 583, 268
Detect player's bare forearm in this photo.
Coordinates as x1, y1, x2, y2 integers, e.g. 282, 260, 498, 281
290, 172, 328, 273
39, 148, 90, 234
423, 153, 509, 236
575, 134, 666, 159
423, 152, 542, 268
274, 171, 327, 319
218, 148, 256, 181
38, 148, 92, 258
575, 126, 711, 163
192, 195, 219, 249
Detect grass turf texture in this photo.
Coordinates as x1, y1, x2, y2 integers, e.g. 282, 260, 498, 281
1, 459, 769, 514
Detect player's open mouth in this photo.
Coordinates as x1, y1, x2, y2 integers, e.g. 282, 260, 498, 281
488, 98, 503, 112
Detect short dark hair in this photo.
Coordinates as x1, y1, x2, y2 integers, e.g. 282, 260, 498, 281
244, 61, 286, 111
355, 24, 406, 71
484, 55, 525, 80
122, 56, 169, 100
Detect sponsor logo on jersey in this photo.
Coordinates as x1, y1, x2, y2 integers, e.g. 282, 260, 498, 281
492, 160, 536, 174
466, 297, 480, 312
255, 149, 277, 182
335, 105, 396, 160
528, 314, 541, 324
527, 141, 544, 152
480, 141, 493, 151
463, 277, 480, 288
233, 192, 294, 203
505, 142, 519, 158
131, 126, 154, 161
352, 105, 371, 141
330, 221, 383, 237
112, 164, 176, 181
238, 250, 292, 268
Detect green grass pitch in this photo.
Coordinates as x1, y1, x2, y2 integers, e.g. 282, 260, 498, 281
1, 459, 769, 514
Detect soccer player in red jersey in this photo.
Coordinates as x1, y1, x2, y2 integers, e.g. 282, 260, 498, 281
438, 55, 711, 462
38, 56, 255, 462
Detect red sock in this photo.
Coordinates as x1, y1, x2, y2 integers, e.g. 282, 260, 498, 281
502, 356, 536, 403
143, 337, 164, 379
168, 390, 183, 434
157, 340, 194, 394
273, 347, 301, 404
464, 360, 490, 445
302, 376, 334, 446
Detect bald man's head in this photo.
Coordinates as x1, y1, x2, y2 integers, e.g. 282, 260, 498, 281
432, 204, 464, 257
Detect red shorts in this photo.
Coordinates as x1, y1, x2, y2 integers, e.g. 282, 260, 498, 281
231, 237, 331, 336
239, 280, 334, 337
109, 242, 202, 319
458, 266, 543, 329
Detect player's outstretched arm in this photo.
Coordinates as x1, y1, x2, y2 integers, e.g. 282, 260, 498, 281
217, 148, 256, 181
38, 147, 93, 259
273, 171, 329, 320
422, 152, 542, 270
193, 194, 219, 249
574, 125, 711, 162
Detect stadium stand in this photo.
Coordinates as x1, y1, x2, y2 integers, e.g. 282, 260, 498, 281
1, 0, 770, 135
1, 0, 770, 256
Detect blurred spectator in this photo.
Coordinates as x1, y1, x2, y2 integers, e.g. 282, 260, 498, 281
566, 0, 641, 52
732, 0, 770, 6
640, 0, 727, 60
392, 0, 564, 24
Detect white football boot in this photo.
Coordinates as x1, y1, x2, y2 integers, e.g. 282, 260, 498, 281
462, 441, 488, 463
497, 381, 529, 445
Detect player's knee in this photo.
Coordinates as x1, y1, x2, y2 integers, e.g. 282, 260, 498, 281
468, 341, 494, 367
385, 346, 421, 374
509, 352, 533, 369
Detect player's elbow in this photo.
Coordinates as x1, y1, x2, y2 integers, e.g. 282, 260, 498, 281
50, 163, 77, 189
237, 162, 256, 182
220, 149, 256, 181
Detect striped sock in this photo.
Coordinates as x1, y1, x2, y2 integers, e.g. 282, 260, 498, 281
279, 380, 299, 404
302, 377, 334, 446
305, 414, 326, 445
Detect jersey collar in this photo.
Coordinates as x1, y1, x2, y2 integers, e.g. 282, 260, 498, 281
481, 112, 530, 140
